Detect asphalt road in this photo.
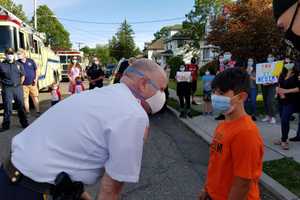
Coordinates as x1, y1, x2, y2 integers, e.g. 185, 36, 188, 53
0, 82, 279, 200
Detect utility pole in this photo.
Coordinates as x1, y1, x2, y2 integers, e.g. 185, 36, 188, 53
76, 42, 84, 51
34, 0, 37, 30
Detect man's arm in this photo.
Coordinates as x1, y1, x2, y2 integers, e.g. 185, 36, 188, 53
97, 172, 124, 200
20, 75, 25, 85
228, 176, 251, 200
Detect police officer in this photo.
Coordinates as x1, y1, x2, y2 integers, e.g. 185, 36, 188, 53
86, 57, 105, 90
0, 48, 28, 131
0, 59, 167, 200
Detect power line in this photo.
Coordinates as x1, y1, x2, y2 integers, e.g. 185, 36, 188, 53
56, 17, 185, 25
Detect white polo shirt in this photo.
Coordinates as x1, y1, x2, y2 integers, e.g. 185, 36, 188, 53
11, 83, 149, 185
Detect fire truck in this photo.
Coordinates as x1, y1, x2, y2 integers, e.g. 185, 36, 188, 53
56, 51, 88, 80
0, 5, 61, 89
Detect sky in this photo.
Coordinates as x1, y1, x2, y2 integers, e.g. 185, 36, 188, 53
13, 0, 195, 50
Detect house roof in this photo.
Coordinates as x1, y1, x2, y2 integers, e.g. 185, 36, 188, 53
146, 38, 164, 50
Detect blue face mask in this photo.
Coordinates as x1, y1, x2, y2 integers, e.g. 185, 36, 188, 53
211, 95, 232, 114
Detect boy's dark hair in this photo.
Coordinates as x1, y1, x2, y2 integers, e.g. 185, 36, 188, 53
191, 57, 197, 64
212, 68, 250, 94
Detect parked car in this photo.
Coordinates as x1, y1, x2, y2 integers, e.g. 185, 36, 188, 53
109, 58, 129, 84
105, 64, 116, 78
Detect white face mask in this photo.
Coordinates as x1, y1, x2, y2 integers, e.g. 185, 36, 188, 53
205, 71, 210, 75
146, 90, 166, 114
179, 67, 185, 72
6, 55, 15, 62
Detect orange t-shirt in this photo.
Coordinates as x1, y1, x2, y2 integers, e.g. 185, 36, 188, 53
206, 115, 264, 200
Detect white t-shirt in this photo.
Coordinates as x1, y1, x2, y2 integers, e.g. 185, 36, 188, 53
11, 83, 149, 185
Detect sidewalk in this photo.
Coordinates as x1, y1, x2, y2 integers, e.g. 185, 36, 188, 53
168, 89, 300, 200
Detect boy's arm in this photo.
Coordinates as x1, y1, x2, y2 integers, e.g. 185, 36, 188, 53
228, 176, 251, 200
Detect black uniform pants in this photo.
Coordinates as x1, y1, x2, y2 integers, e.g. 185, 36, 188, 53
0, 167, 43, 200
2, 86, 28, 129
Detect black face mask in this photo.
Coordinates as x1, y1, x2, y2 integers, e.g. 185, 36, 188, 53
285, 3, 300, 51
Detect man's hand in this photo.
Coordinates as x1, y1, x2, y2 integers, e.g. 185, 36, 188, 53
81, 191, 92, 200
198, 189, 209, 200
228, 176, 251, 200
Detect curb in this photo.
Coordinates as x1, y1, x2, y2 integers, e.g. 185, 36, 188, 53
167, 105, 300, 200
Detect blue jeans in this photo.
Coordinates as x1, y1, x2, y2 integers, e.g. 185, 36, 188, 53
0, 167, 43, 200
279, 104, 300, 142
246, 88, 257, 116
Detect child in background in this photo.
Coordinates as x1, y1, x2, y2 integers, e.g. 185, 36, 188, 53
50, 82, 62, 106
72, 76, 85, 94
202, 70, 215, 115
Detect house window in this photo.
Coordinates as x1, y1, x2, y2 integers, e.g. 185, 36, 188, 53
178, 40, 184, 48
203, 48, 211, 60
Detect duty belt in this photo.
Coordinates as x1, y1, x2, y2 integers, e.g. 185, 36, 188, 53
2, 158, 54, 194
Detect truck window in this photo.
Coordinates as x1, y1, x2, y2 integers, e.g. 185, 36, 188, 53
33, 40, 38, 54
60, 56, 67, 64
13, 27, 18, 51
19, 32, 25, 49
0, 26, 13, 53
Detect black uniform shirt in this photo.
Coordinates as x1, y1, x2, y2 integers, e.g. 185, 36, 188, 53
0, 60, 25, 87
86, 64, 104, 87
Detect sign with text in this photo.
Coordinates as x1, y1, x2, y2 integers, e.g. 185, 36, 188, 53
256, 61, 283, 84
176, 71, 192, 82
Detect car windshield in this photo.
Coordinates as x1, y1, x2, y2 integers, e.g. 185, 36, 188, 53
0, 26, 13, 53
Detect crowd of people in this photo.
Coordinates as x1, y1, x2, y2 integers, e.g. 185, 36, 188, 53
173, 53, 300, 151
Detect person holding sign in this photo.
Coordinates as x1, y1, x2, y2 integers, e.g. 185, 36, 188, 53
176, 65, 192, 118
274, 59, 300, 150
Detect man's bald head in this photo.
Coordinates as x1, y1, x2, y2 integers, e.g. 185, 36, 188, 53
126, 58, 167, 89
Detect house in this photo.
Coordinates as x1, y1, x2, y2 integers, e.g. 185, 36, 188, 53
143, 38, 164, 64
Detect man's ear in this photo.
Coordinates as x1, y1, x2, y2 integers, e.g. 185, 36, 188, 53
239, 92, 248, 102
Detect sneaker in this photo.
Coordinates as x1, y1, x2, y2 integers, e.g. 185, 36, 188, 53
281, 142, 289, 150
192, 101, 199, 105
270, 117, 276, 124
252, 116, 257, 121
262, 116, 270, 122
179, 112, 186, 118
187, 112, 193, 118
35, 112, 41, 117
289, 137, 300, 142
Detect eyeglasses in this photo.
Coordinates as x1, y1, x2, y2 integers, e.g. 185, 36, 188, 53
125, 67, 160, 91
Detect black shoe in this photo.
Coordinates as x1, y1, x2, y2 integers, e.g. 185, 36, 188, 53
252, 116, 257, 121
21, 123, 29, 129
187, 112, 193, 118
289, 137, 300, 142
0, 127, 9, 132
179, 112, 185, 118
215, 114, 225, 120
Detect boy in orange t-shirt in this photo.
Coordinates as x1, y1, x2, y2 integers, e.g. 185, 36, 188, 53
199, 68, 264, 200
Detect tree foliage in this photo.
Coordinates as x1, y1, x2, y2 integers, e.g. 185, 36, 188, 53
167, 56, 185, 79
0, 0, 27, 22
109, 20, 139, 60
207, 0, 285, 62
183, 0, 232, 50
81, 45, 117, 65
153, 24, 182, 41
36, 5, 71, 50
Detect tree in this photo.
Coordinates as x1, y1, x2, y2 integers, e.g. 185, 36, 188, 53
35, 5, 71, 50
153, 24, 182, 41
167, 56, 185, 79
183, 0, 232, 50
207, 0, 285, 62
0, 0, 27, 22
81, 45, 117, 65
109, 20, 139, 60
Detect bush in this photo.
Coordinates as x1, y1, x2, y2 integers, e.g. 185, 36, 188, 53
167, 56, 185, 79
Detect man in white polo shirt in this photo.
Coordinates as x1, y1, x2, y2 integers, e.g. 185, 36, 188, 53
0, 59, 167, 200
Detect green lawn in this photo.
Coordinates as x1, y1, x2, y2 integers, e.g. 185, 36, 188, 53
263, 158, 300, 197
168, 79, 203, 97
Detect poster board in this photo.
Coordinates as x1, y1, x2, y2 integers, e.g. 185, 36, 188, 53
176, 71, 192, 82
256, 61, 283, 84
